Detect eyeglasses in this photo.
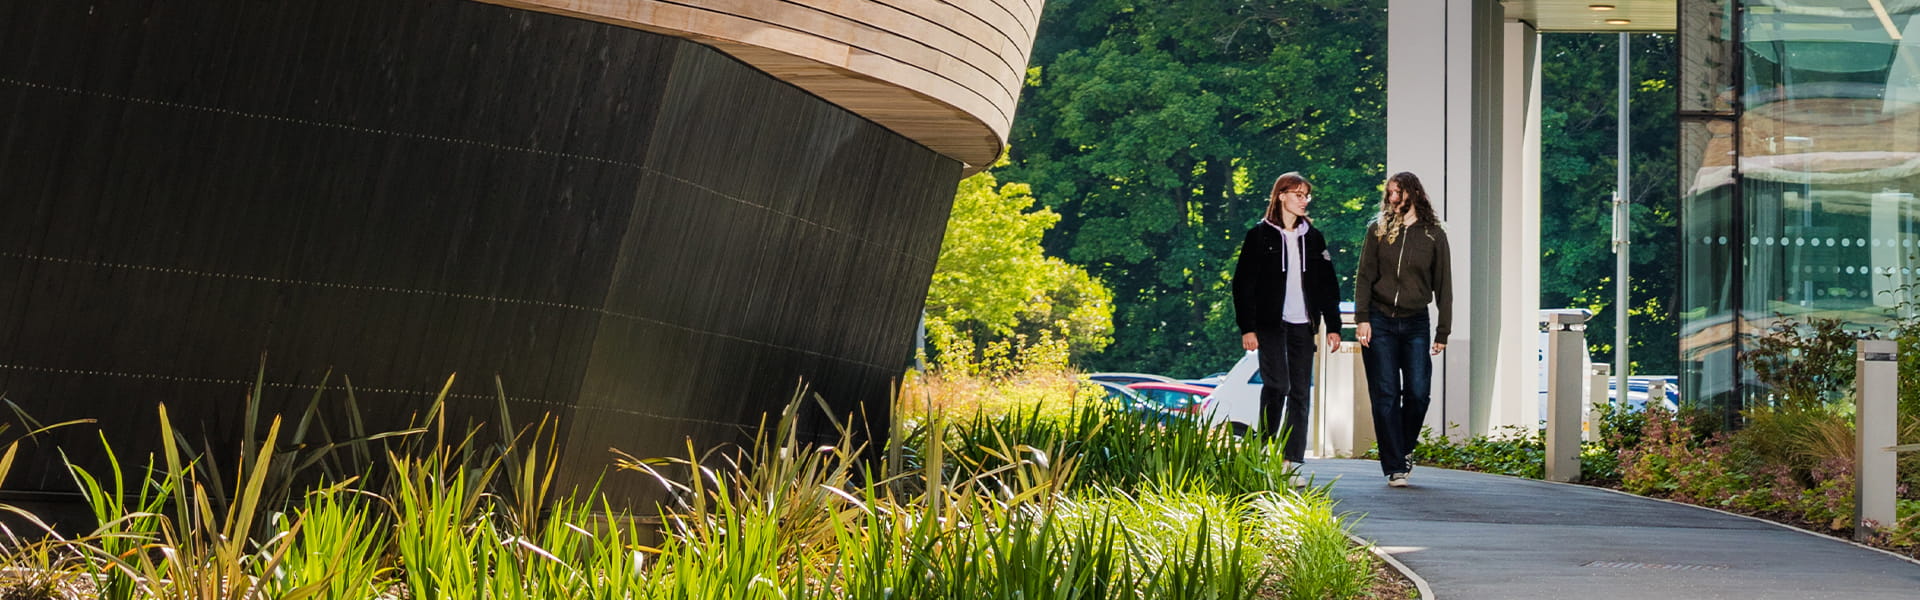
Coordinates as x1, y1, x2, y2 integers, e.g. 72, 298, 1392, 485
1279, 190, 1313, 201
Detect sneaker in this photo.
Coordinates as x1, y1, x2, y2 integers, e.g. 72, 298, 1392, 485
1387, 473, 1410, 488
1289, 474, 1309, 488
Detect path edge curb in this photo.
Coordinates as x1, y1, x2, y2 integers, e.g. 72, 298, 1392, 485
1468, 465, 1920, 568
1349, 531, 1436, 600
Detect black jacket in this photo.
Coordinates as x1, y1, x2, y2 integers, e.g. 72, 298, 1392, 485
1232, 217, 1342, 335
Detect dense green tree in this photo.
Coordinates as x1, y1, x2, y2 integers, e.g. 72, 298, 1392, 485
1539, 33, 1679, 375
997, 5, 1678, 378
1003, 0, 1387, 376
926, 168, 1115, 370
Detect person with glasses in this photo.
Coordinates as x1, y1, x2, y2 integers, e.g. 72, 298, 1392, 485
1354, 171, 1451, 488
1232, 172, 1343, 487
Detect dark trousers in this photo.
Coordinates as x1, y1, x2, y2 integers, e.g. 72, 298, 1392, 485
1256, 322, 1316, 463
1362, 313, 1433, 476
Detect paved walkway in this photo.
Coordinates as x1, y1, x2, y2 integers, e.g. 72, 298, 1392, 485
1299, 459, 1920, 599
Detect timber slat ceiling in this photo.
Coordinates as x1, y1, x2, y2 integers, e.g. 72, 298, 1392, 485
475, 0, 1041, 170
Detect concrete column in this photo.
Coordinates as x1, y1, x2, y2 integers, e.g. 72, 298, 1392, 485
1497, 20, 1543, 431
1388, 0, 1507, 439
1856, 339, 1898, 541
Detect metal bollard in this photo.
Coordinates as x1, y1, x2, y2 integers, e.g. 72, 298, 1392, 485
1856, 339, 1898, 541
1542, 309, 1592, 483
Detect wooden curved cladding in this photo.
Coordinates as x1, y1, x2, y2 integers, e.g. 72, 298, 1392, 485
479, 0, 1044, 170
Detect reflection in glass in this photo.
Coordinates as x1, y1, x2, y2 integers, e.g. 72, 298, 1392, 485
1681, 0, 1738, 114
1730, 0, 1920, 408
1680, 118, 1739, 415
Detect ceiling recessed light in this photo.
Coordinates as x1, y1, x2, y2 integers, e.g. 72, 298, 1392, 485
1605, 18, 1632, 25
1589, 3, 1617, 10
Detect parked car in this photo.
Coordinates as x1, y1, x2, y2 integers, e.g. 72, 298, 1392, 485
1087, 379, 1142, 406
1124, 381, 1216, 418
1180, 372, 1228, 388
1086, 380, 1160, 421
1087, 372, 1176, 385
1084, 379, 1209, 424
1199, 352, 1264, 436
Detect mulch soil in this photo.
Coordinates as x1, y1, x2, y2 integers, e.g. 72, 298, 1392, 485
1571, 478, 1920, 562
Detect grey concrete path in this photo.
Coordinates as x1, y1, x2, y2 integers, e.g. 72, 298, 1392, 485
1299, 458, 1920, 599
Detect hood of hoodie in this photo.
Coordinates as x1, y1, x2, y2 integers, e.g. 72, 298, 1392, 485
1263, 215, 1312, 235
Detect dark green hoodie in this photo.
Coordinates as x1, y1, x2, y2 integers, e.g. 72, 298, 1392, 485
1353, 219, 1453, 344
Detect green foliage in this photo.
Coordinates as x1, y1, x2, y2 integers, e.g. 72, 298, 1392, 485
924, 402, 1297, 496
1618, 406, 1743, 504
8, 374, 1379, 599
1875, 499, 1920, 549
929, 168, 1114, 372
1585, 401, 1654, 483
1741, 316, 1862, 411
1004, 13, 1681, 377
1399, 425, 1547, 479
1885, 289, 1920, 431
1004, 0, 1387, 376
1250, 492, 1373, 600
270, 489, 389, 600
1539, 33, 1680, 375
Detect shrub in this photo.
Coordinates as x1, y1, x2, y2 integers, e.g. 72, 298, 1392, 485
1799, 454, 1858, 531
1741, 316, 1861, 412
1382, 425, 1544, 479
1618, 405, 1744, 504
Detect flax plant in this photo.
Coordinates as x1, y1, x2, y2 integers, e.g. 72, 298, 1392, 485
387, 425, 507, 600
615, 392, 864, 598
0, 372, 1374, 600
266, 487, 389, 600
86, 405, 326, 600
1250, 491, 1372, 600
65, 439, 175, 600
0, 537, 89, 599
0, 400, 97, 599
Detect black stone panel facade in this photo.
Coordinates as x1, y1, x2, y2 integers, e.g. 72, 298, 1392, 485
0, 0, 958, 502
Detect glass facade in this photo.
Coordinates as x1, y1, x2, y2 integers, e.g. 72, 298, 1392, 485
1680, 0, 1920, 415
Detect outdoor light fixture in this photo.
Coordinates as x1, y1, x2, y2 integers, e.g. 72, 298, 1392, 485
1589, 4, 1616, 10
1606, 18, 1632, 25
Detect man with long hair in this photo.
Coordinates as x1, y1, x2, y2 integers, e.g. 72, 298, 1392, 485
1354, 171, 1452, 488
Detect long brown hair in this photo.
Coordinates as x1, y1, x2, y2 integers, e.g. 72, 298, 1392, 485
1264, 172, 1312, 225
1372, 171, 1437, 238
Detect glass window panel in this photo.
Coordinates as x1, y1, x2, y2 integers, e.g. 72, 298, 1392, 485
1681, 0, 1739, 114
1736, 0, 1920, 409
1680, 118, 1740, 413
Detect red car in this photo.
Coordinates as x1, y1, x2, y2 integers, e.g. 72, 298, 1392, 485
1124, 381, 1216, 417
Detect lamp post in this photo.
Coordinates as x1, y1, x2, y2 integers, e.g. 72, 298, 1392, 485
1613, 32, 1631, 406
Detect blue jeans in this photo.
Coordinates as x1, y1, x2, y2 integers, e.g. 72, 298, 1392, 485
1363, 313, 1432, 476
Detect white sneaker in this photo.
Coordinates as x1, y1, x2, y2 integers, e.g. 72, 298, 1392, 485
1387, 473, 1410, 488
1289, 474, 1308, 488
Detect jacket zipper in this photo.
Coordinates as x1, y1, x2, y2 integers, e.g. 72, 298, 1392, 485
1391, 224, 1407, 310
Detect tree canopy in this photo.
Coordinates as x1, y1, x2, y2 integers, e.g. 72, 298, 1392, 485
925, 167, 1114, 373
981, 2, 1678, 377
1003, 0, 1387, 376
1539, 33, 1679, 375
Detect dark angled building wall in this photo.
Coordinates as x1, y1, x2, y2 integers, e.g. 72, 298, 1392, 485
0, 0, 959, 502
